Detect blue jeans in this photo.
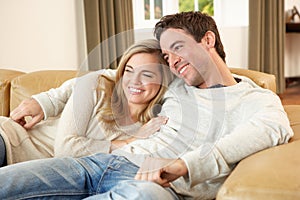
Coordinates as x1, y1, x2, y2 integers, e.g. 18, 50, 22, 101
0, 134, 6, 167
0, 153, 179, 200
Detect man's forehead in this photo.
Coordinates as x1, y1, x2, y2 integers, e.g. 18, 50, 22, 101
160, 28, 194, 48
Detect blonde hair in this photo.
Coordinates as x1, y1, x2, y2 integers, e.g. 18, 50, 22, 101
97, 39, 174, 124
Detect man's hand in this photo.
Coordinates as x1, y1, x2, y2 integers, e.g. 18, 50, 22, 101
10, 98, 44, 129
135, 157, 188, 187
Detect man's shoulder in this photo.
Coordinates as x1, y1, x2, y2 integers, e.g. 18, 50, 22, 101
168, 78, 186, 89
164, 78, 189, 97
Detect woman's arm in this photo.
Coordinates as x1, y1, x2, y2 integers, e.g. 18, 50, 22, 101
54, 70, 120, 157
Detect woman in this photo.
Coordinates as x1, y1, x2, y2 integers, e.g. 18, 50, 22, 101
0, 39, 174, 166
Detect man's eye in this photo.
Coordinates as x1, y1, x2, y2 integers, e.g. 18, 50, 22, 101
174, 45, 182, 51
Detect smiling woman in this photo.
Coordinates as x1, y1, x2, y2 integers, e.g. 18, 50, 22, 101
0, 39, 174, 167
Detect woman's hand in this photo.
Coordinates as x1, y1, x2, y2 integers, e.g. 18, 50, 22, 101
10, 98, 44, 129
109, 116, 168, 152
133, 116, 168, 139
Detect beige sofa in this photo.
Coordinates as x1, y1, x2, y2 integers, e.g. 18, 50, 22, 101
0, 68, 299, 199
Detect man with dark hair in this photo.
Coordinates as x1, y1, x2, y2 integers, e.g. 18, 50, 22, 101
0, 11, 293, 200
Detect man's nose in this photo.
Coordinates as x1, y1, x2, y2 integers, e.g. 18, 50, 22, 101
168, 53, 180, 69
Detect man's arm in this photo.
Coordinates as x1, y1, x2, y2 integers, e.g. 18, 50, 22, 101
135, 90, 293, 187
135, 157, 187, 187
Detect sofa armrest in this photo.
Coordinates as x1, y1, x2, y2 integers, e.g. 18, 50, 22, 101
284, 105, 300, 142
217, 140, 300, 200
10, 70, 79, 112
230, 68, 276, 93
0, 69, 25, 116
217, 105, 300, 200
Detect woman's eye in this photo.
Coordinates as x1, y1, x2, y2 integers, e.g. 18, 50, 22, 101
143, 73, 154, 78
124, 69, 133, 73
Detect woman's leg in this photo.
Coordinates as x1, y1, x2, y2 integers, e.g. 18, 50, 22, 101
0, 154, 117, 199
0, 153, 141, 199
83, 180, 180, 200
0, 134, 6, 167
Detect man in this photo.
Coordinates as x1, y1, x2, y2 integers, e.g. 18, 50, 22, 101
0, 11, 293, 199
133, 11, 294, 198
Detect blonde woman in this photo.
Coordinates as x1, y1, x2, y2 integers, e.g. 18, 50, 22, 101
0, 39, 174, 166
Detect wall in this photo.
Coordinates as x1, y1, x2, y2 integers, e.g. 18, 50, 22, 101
214, 0, 249, 69
285, 0, 300, 77
0, 0, 87, 72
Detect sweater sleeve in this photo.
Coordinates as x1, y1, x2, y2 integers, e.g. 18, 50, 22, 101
180, 92, 294, 188
32, 78, 75, 120
31, 69, 110, 120
54, 70, 117, 158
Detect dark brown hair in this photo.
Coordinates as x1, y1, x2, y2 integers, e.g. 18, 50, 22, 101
154, 11, 226, 62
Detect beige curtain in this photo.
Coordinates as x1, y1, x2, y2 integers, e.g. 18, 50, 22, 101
83, 0, 134, 70
248, 0, 285, 93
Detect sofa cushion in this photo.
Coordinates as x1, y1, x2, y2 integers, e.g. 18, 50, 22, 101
217, 140, 300, 200
0, 69, 25, 116
284, 105, 300, 142
217, 105, 300, 200
10, 70, 78, 111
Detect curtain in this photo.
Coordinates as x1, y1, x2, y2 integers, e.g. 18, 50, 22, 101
83, 0, 134, 70
248, 0, 285, 93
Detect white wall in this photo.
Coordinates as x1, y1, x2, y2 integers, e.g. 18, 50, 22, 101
285, 0, 300, 77
214, 0, 249, 69
219, 27, 248, 68
0, 0, 87, 72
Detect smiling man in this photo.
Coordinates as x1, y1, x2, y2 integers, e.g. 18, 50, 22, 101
133, 11, 293, 199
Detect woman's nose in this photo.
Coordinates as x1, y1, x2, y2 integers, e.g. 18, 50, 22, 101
131, 73, 142, 84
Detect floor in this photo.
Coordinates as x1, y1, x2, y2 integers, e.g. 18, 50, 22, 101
278, 78, 300, 105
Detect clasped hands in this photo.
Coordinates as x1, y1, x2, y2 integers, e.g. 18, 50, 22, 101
135, 157, 188, 187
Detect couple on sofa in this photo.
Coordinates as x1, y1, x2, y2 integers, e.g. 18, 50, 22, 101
0, 11, 293, 199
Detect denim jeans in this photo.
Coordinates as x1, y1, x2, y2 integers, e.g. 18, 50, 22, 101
0, 153, 179, 200
0, 134, 6, 167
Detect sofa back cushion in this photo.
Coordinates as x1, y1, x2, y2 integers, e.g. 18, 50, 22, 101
10, 70, 79, 112
229, 68, 276, 93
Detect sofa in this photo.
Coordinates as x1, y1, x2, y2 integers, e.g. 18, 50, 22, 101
0, 68, 299, 199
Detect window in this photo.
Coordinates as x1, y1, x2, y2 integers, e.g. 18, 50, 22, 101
179, 0, 213, 15
133, 0, 214, 29
144, 0, 163, 20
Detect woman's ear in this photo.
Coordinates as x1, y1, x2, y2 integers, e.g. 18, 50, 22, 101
202, 31, 215, 48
